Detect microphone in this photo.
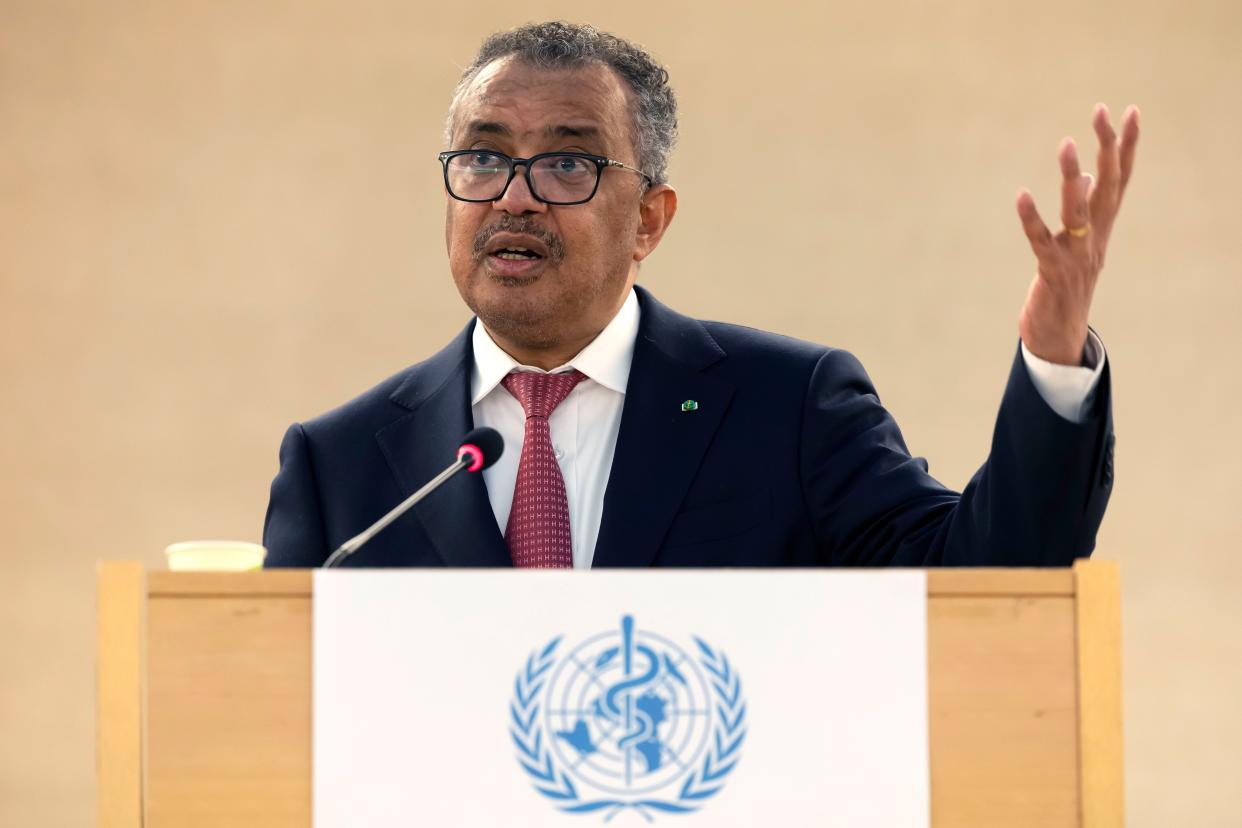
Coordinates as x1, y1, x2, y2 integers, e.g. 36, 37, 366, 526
322, 427, 503, 568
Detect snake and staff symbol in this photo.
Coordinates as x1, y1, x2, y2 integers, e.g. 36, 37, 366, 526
585, 616, 676, 781
513, 614, 746, 818
540, 615, 711, 795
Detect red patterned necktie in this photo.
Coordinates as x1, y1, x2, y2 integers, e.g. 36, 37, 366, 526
502, 370, 587, 568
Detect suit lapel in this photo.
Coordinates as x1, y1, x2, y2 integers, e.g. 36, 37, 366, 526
374, 321, 512, 567
592, 289, 734, 567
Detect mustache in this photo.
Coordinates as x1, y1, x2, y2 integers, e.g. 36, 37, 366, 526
472, 216, 566, 263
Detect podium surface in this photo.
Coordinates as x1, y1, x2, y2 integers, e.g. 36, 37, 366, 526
97, 562, 1122, 827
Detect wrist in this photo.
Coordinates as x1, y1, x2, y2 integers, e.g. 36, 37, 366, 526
1021, 334, 1088, 366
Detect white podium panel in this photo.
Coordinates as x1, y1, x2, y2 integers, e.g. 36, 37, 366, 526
314, 569, 928, 827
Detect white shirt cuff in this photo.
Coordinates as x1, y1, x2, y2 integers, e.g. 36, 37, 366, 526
1020, 329, 1107, 424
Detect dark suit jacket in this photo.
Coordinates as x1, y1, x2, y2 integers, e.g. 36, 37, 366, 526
263, 287, 1113, 568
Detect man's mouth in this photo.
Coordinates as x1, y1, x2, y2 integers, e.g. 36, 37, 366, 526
491, 247, 543, 261
480, 232, 555, 279
482, 235, 552, 279
478, 228, 558, 263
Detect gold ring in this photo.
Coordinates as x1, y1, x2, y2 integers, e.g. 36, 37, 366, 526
1066, 223, 1091, 239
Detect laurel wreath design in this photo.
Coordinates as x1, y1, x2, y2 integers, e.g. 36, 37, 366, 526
510, 634, 747, 821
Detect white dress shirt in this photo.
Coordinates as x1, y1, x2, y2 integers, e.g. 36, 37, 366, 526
471, 287, 1105, 568
1021, 330, 1106, 423
471, 289, 640, 569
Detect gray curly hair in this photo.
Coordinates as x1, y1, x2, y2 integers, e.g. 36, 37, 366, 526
446, 22, 678, 187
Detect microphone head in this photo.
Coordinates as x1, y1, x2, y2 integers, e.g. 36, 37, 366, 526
457, 427, 504, 473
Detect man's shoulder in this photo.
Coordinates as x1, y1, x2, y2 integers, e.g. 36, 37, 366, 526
699, 317, 832, 363
295, 364, 418, 440
296, 323, 472, 437
639, 288, 833, 363
637, 288, 867, 389
696, 319, 875, 397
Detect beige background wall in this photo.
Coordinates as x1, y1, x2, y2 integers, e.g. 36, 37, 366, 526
2, 0, 1239, 824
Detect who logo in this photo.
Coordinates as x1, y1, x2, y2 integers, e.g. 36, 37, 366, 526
509, 615, 747, 821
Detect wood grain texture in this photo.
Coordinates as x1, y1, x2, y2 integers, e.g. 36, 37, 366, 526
1075, 559, 1125, 827
97, 561, 144, 828
148, 570, 312, 597
927, 568, 1075, 596
145, 592, 311, 827
929, 594, 1080, 826
145, 568, 1070, 598
126, 567, 1121, 826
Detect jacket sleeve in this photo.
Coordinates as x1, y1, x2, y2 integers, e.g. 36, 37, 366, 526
262, 423, 331, 567
800, 344, 1114, 566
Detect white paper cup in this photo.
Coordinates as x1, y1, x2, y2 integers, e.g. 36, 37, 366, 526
164, 540, 267, 571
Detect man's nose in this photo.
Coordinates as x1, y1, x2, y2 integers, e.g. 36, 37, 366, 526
492, 166, 546, 215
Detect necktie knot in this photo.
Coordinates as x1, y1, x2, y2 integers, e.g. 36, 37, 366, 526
502, 370, 586, 419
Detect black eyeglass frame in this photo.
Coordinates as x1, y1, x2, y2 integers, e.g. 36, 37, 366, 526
437, 150, 653, 206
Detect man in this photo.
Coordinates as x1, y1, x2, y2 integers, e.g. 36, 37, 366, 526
263, 22, 1139, 568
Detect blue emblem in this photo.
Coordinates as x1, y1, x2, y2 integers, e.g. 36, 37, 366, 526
510, 615, 747, 821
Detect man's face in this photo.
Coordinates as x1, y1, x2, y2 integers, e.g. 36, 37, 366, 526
444, 57, 652, 356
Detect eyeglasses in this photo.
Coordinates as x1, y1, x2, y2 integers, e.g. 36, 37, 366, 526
438, 150, 652, 205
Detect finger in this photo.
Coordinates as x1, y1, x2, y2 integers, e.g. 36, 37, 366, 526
1118, 105, 1140, 196
1016, 189, 1058, 269
1091, 103, 1120, 214
1060, 140, 1092, 253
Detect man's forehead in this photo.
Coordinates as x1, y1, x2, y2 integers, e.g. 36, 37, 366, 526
453, 57, 631, 143
461, 120, 604, 141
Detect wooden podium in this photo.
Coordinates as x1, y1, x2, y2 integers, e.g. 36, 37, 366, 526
97, 561, 1122, 827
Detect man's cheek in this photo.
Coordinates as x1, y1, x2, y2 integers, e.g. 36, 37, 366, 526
445, 205, 475, 256
446, 227, 472, 266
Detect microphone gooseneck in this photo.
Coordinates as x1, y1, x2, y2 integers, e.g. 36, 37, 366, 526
322, 427, 503, 568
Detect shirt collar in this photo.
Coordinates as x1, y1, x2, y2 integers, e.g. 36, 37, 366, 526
470, 287, 640, 406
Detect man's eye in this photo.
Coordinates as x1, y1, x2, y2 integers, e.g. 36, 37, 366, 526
469, 153, 504, 169
551, 157, 588, 174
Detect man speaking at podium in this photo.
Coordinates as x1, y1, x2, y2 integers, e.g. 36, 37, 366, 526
263, 22, 1139, 569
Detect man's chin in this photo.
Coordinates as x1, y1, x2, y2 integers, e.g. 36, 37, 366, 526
474, 308, 562, 355
485, 271, 542, 288
468, 287, 557, 338
471, 267, 553, 307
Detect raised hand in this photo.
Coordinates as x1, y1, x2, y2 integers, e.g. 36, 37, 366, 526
1015, 104, 1140, 365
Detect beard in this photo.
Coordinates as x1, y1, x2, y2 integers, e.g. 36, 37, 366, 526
470, 214, 567, 265
449, 212, 635, 358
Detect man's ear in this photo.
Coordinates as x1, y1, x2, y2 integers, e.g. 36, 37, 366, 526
633, 184, 677, 262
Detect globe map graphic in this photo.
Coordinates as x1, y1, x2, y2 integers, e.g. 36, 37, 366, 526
542, 617, 714, 797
